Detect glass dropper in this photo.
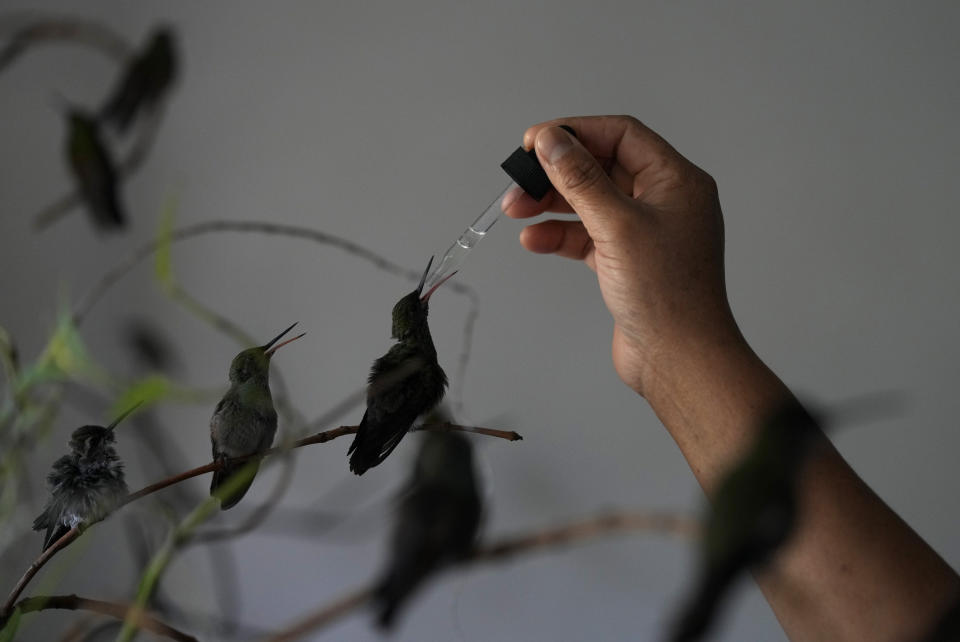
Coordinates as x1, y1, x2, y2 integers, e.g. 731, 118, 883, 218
423, 125, 575, 291
423, 182, 517, 291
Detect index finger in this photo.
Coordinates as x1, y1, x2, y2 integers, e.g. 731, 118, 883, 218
522, 115, 679, 179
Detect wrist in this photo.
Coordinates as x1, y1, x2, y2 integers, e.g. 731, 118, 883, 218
641, 329, 791, 493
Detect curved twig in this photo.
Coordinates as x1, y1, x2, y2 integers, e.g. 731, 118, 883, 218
9, 593, 195, 641
0, 15, 133, 71
263, 510, 699, 641
0, 422, 520, 617
69, 219, 481, 411
264, 588, 373, 642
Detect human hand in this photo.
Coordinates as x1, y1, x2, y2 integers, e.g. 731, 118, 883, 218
503, 115, 742, 395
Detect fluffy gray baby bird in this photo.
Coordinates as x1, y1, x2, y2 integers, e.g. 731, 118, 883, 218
33, 405, 137, 552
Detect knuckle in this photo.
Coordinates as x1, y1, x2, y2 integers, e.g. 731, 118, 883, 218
559, 155, 605, 193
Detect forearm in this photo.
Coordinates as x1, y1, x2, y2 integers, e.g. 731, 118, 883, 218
646, 335, 960, 640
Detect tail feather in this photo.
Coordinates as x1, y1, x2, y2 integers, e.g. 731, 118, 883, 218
670, 567, 737, 642
210, 460, 260, 510
373, 566, 422, 631
41, 523, 70, 553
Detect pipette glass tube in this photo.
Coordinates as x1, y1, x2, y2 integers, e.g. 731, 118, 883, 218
422, 125, 574, 290
423, 182, 517, 290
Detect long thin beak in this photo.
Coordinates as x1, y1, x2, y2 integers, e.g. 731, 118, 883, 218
420, 270, 457, 302
107, 401, 143, 431
415, 256, 434, 296
265, 331, 305, 357
262, 322, 298, 351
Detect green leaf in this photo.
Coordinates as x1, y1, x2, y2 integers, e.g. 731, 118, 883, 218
155, 201, 176, 291
0, 607, 22, 642
16, 311, 105, 392
111, 375, 174, 419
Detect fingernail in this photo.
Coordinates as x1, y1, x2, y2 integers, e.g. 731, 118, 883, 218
500, 185, 522, 212
536, 127, 574, 165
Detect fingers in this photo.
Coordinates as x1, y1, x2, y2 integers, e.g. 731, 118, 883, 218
523, 115, 678, 178
533, 126, 632, 245
519, 219, 595, 268
502, 185, 574, 219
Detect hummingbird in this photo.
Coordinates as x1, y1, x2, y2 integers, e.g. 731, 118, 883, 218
101, 26, 178, 132
348, 258, 455, 475
65, 108, 126, 230
32, 404, 139, 552
209, 323, 304, 510
669, 398, 823, 642
373, 430, 483, 629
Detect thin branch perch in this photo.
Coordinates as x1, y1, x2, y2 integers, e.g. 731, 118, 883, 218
0, 15, 133, 71
263, 510, 699, 641
0, 422, 520, 618
10, 593, 196, 641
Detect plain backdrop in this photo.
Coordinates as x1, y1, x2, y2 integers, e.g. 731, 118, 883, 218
1, 1, 958, 640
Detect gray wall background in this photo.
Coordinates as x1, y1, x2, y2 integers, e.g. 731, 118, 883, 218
1, 1, 958, 640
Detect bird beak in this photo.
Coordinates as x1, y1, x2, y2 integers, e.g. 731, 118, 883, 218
106, 401, 143, 431
263, 323, 305, 357
414, 256, 434, 297
420, 270, 457, 303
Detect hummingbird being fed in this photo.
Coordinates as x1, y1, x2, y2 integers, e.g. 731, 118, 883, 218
348, 258, 454, 475
65, 108, 125, 230
373, 430, 483, 629
209, 323, 304, 510
100, 26, 178, 132
32, 404, 139, 552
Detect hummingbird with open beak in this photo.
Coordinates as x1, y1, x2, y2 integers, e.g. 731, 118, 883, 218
33, 404, 139, 552
64, 108, 125, 230
348, 258, 455, 475
100, 26, 178, 132
209, 323, 304, 510
373, 430, 483, 629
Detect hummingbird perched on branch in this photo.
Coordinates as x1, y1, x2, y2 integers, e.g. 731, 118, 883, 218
669, 398, 823, 642
32, 404, 140, 552
348, 258, 455, 475
64, 108, 125, 230
209, 323, 304, 510
100, 26, 177, 133
373, 430, 483, 629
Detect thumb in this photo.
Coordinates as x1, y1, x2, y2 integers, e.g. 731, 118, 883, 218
535, 126, 628, 235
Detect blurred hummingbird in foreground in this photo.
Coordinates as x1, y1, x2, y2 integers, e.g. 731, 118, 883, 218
373, 430, 483, 629
64, 108, 126, 230
348, 258, 455, 475
669, 398, 823, 642
32, 404, 139, 552
209, 323, 304, 510
100, 26, 178, 132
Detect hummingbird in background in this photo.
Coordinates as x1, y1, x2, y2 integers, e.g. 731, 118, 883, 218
32, 404, 139, 552
669, 398, 823, 642
373, 430, 483, 629
100, 26, 178, 133
348, 258, 455, 475
64, 108, 125, 230
209, 323, 304, 510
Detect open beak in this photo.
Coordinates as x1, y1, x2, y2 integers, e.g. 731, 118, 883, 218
420, 270, 457, 302
106, 401, 143, 431
414, 256, 434, 297
263, 322, 305, 357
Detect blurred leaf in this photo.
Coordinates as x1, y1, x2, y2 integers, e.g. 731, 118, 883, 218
0, 607, 22, 642
111, 374, 173, 418
16, 311, 105, 392
155, 201, 176, 291
0, 324, 17, 382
